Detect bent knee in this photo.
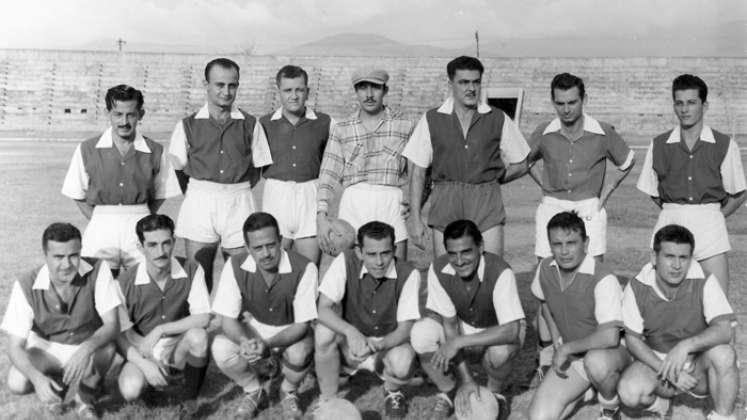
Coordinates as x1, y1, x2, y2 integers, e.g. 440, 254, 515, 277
583, 349, 616, 380
285, 340, 314, 367
384, 346, 415, 378
184, 328, 209, 353
314, 324, 338, 351
410, 317, 443, 354
211, 334, 240, 368
484, 344, 517, 369
527, 400, 558, 420
705, 344, 736, 371
617, 374, 647, 407
118, 370, 146, 401
7, 368, 32, 395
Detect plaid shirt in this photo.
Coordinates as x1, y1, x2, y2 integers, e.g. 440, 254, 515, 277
318, 107, 414, 213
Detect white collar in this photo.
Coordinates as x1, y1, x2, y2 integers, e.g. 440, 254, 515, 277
359, 259, 397, 279
134, 257, 188, 285
240, 250, 292, 274
95, 127, 151, 153
542, 114, 605, 136
270, 107, 317, 121
437, 96, 491, 115
666, 124, 716, 144
549, 254, 596, 274
635, 261, 706, 301
33, 260, 94, 290
195, 103, 245, 120
441, 255, 486, 282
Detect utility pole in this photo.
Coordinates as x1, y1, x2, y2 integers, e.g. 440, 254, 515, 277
116, 38, 127, 52
475, 30, 480, 57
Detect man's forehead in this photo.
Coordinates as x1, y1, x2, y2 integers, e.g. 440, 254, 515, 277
279, 76, 307, 88
110, 99, 141, 111
452, 69, 481, 80
142, 229, 174, 241
552, 87, 582, 101
207, 65, 239, 82
548, 227, 583, 241
45, 239, 81, 253
673, 89, 701, 101
658, 241, 693, 253
360, 236, 393, 252
445, 235, 478, 252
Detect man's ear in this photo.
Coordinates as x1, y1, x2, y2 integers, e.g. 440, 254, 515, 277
650, 250, 657, 268
354, 245, 363, 261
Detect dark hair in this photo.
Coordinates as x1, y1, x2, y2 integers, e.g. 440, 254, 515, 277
653, 224, 695, 254
443, 219, 483, 247
550, 73, 585, 100
136, 214, 175, 243
672, 74, 708, 102
446, 56, 484, 80
105, 84, 144, 111
242, 212, 280, 243
204, 58, 240, 81
42, 223, 81, 252
357, 221, 395, 248
546, 211, 587, 240
276, 65, 308, 86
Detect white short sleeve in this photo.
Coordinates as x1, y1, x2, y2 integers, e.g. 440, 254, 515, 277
318, 253, 347, 303
530, 265, 545, 301
168, 120, 189, 170
721, 139, 747, 195
593, 274, 623, 326
94, 261, 123, 316
702, 274, 735, 325
251, 122, 273, 167
212, 258, 243, 318
621, 283, 644, 335
425, 265, 457, 318
0, 281, 34, 339
396, 270, 421, 322
292, 263, 319, 323
499, 114, 531, 164
187, 266, 211, 315
61, 144, 89, 200
401, 114, 433, 168
492, 268, 525, 325
636, 141, 659, 197
154, 148, 182, 199
114, 281, 134, 332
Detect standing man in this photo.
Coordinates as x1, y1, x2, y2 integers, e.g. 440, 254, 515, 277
528, 73, 635, 262
528, 212, 629, 420
315, 221, 421, 420
316, 68, 413, 260
404, 56, 531, 257
169, 58, 273, 291
410, 219, 525, 420
618, 224, 738, 420
62, 84, 180, 271
260, 65, 332, 264
637, 74, 746, 292
116, 214, 210, 415
2, 223, 121, 418
211, 212, 317, 419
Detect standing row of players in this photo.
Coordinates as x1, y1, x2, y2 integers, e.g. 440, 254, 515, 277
2, 213, 739, 420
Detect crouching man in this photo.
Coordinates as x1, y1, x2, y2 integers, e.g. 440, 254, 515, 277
315, 221, 421, 420
211, 212, 318, 419
115, 214, 210, 416
618, 224, 738, 420
410, 219, 525, 420
1, 223, 121, 418
528, 212, 629, 420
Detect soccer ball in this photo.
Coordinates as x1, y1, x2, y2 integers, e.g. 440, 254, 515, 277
454, 386, 500, 420
326, 218, 356, 256
313, 397, 361, 420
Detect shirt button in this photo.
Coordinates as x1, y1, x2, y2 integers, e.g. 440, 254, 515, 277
292, 145, 296, 150
689, 197, 694, 201
161, 296, 165, 300
292, 163, 296, 167
464, 145, 469, 149
568, 173, 572, 177
372, 310, 377, 314
220, 150, 224, 154
689, 155, 693, 159
219, 169, 224, 174
161, 315, 166, 319
374, 326, 379, 330
119, 182, 124, 187
569, 159, 573, 163
269, 308, 274, 312
121, 161, 125, 166
688, 176, 692, 181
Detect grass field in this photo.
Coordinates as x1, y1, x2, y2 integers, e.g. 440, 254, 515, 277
0, 140, 745, 419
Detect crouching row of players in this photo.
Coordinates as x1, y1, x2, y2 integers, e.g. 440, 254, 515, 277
1, 211, 738, 420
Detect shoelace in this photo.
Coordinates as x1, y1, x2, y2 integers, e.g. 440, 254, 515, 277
433, 393, 453, 411
386, 391, 405, 409
599, 409, 618, 420
283, 393, 300, 411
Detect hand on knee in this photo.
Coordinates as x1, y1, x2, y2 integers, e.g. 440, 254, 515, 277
583, 349, 614, 383
184, 328, 209, 357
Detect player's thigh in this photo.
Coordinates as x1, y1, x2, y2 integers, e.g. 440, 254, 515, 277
618, 360, 662, 401
432, 228, 446, 258
481, 225, 503, 256
284, 332, 315, 366
528, 366, 589, 420
293, 236, 320, 264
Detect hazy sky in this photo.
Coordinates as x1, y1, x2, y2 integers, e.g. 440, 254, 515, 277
1, 0, 745, 53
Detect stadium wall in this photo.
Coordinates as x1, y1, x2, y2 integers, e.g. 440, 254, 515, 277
0, 49, 745, 141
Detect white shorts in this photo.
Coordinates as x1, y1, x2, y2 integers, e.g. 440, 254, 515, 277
152, 336, 181, 367
26, 332, 80, 365
262, 178, 318, 240
175, 179, 257, 249
338, 183, 407, 243
82, 204, 150, 269
245, 317, 292, 342
535, 196, 607, 257
652, 203, 730, 260
410, 317, 526, 355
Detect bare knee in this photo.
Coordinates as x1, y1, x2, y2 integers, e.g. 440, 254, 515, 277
484, 344, 516, 370
184, 328, 209, 354
314, 324, 337, 355
527, 400, 557, 420
617, 371, 648, 407
583, 349, 614, 382
7, 368, 32, 395
705, 344, 736, 372
211, 334, 240, 369
118, 366, 146, 401
384, 346, 415, 379
285, 338, 313, 368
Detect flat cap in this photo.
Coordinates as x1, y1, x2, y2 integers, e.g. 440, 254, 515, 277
351, 68, 389, 86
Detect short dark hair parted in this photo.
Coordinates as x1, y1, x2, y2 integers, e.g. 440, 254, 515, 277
653, 224, 695, 254
443, 219, 483, 247
551, 73, 585, 100
446, 56, 484, 80
672, 74, 708, 102
204, 57, 240, 82
276, 64, 308, 86
546, 211, 587, 240
136, 214, 175, 243
42, 223, 81, 251
243, 212, 280, 242
105, 84, 144, 111
357, 221, 395, 248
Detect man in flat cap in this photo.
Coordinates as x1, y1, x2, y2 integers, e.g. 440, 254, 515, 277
317, 68, 414, 260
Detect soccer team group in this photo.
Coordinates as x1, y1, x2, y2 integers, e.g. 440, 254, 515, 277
1, 55, 745, 420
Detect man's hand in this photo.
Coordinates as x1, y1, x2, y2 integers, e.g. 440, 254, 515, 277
431, 337, 461, 372
659, 342, 691, 384
409, 219, 428, 250
140, 359, 169, 388
317, 214, 334, 254
345, 328, 370, 360
138, 326, 162, 359
239, 338, 267, 363
366, 336, 385, 353
454, 380, 480, 418
32, 374, 64, 404
399, 202, 411, 219
551, 344, 571, 378
63, 342, 93, 385
672, 370, 698, 392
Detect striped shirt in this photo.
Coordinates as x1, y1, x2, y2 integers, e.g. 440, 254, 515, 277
317, 107, 414, 213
